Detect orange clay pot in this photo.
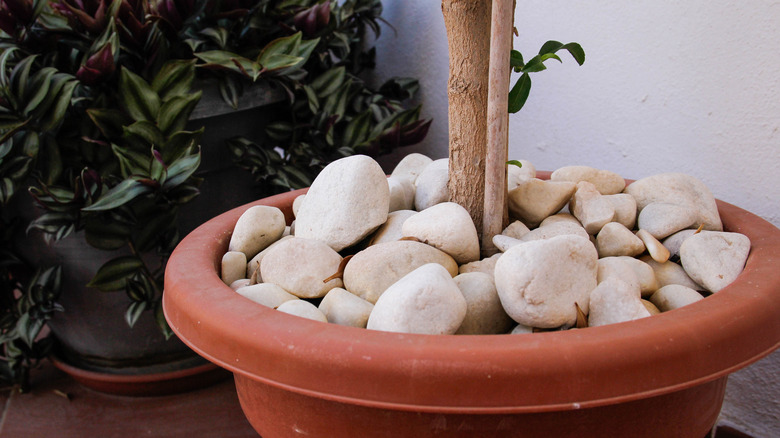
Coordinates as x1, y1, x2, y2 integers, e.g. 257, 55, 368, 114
163, 173, 780, 437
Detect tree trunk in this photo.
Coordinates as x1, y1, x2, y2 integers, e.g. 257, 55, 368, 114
442, 0, 491, 240
482, 0, 514, 256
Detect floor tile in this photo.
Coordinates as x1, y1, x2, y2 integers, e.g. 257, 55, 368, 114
0, 361, 257, 438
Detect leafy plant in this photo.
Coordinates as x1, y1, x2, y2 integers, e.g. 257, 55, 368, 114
508, 40, 585, 113
0, 0, 428, 389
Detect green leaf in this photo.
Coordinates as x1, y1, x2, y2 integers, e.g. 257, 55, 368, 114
112, 143, 149, 177
151, 60, 197, 101
30, 72, 75, 120
39, 79, 77, 131
23, 67, 57, 116
123, 121, 164, 148
84, 218, 130, 250
157, 90, 202, 135
82, 178, 152, 212
507, 160, 523, 168
521, 55, 547, 73
125, 300, 148, 327
311, 66, 346, 97
119, 67, 161, 122
508, 73, 531, 113
538, 40, 585, 65
88, 256, 144, 291
10, 55, 37, 103
162, 130, 202, 162
163, 148, 200, 190
195, 51, 260, 79
15, 313, 44, 348
200, 27, 230, 49
510, 50, 524, 71
87, 108, 129, 139
302, 85, 320, 112
260, 54, 304, 73
561, 42, 586, 65
342, 110, 371, 147
218, 76, 240, 109
539, 40, 565, 55
155, 304, 174, 339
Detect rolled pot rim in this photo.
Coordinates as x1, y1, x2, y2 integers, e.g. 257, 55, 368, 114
163, 174, 780, 413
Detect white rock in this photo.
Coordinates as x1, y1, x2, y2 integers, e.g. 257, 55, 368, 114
367, 264, 467, 335
539, 213, 580, 227
507, 178, 576, 228
401, 202, 480, 264
221, 251, 247, 285
603, 193, 637, 229
276, 300, 328, 323
494, 235, 598, 328
637, 229, 671, 263
510, 324, 534, 334
235, 283, 299, 308
246, 235, 293, 280
295, 155, 389, 251
292, 195, 306, 218
588, 277, 651, 327
229, 278, 251, 290
570, 181, 615, 235
595, 222, 645, 258
228, 205, 287, 259
368, 210, 417, 246
318, 288, 374, 328
679, 231, 750, 293
642, 299, 661, 315
260, 237, 343, 299
391, 153, 433, 184
492, 234, 522, 252
387, 176, 416, 212
507, 160, 536, 191
637, 202, 697, 239
616, 256, 660, 296
520, 220, 589, 243
624, 173, 723, 231
454, 272, 514, 334
640, 256, 703, 291
662, 230, 697, 259
650, 285, 704, 312
551, 165, 626, 195
414, 158, 449, 211
597, 257, 641, 293
458, 254, 501, 276
343, 240, 458, 304
502, 220, 531, 239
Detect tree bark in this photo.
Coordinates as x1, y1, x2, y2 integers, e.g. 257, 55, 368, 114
482, 0, 514, 256
442, 0, 491, 240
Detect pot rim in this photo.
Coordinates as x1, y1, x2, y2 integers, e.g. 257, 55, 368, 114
163, 174, 780, 413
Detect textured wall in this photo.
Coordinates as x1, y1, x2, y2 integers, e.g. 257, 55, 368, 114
370, 1, 780, 436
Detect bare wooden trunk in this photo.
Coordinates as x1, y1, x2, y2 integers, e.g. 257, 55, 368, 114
482, 0, 514, 256
442, 0, 492, 239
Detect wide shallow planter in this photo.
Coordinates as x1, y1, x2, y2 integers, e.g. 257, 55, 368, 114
163, 173, 780, 437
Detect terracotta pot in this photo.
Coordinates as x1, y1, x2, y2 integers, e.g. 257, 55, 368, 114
163, 174, 780, 437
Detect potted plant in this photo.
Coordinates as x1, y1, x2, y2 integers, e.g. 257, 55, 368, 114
0, 0, 429, 393
162, 0, 779, 436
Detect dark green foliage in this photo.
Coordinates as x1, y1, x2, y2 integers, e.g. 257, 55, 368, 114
0, 0, 427, 388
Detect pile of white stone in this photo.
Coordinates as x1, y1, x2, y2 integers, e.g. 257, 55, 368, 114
220, 154, 751, 335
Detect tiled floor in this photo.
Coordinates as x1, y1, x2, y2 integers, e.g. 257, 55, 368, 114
0, 360, 257, 437
0, 360, 755, 438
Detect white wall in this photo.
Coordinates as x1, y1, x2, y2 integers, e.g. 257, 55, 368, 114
370, 1, 780, 436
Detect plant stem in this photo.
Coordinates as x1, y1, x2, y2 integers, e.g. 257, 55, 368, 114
482, 0, 514, 256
